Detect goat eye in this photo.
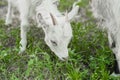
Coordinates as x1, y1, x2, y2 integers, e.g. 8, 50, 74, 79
51, 40, 57, 46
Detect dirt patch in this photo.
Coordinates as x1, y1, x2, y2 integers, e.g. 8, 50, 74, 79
0, 6, 7, 20
0, 0, 7, 19
0, 0, 20, 27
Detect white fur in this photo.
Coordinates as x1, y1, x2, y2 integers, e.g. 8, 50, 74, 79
91, 0, 120, 74
5, 0, 79, 60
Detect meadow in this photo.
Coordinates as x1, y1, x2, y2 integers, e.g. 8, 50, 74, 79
0, 0, 120, 80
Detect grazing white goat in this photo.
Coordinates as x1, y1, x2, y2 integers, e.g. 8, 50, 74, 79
5, 0, 79, 60
90, 0, 120, 76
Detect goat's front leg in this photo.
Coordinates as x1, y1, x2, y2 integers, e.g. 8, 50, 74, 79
108, 32, 113, 48
5, 0, 13, 25
19, 9, 29, 53
111, 35, 120, 76
114, 47, 120, 74
108, 32, 117, 53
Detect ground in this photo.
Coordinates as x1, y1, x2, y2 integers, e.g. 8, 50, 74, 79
0, 0, 120, 80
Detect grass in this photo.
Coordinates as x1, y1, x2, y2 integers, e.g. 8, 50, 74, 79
0, 0, 120, 80
0, 0, 7, 6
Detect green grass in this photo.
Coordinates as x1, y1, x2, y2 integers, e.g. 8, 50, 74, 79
0, 0, 7, 6
0, 0, 120, 80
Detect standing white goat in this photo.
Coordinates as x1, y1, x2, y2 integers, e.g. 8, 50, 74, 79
90, 0, 120, 76
5, 0, 79, 60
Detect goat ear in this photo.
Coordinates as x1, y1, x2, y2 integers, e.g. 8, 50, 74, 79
50, 13, 58, 25
53, 0, 60, 6
37, 13, 46, 25
38, 13, 43, 21
65, 11, 69, 22
37, 13, 48, 28
68, 5, 79, 21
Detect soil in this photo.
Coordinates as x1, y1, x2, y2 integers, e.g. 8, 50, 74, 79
0, 6, 7, 19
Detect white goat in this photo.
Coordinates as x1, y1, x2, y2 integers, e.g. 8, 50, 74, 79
90, 0, 120, 76
5, 0, 79, 60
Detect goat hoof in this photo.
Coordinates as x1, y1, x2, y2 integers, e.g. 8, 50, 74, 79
5, 20, 12, 26
110, 72, 120, 77
19, 48, 26, 54
19, 51, 25, 54
5, 24, 12, 27
5, 22, 12, 26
